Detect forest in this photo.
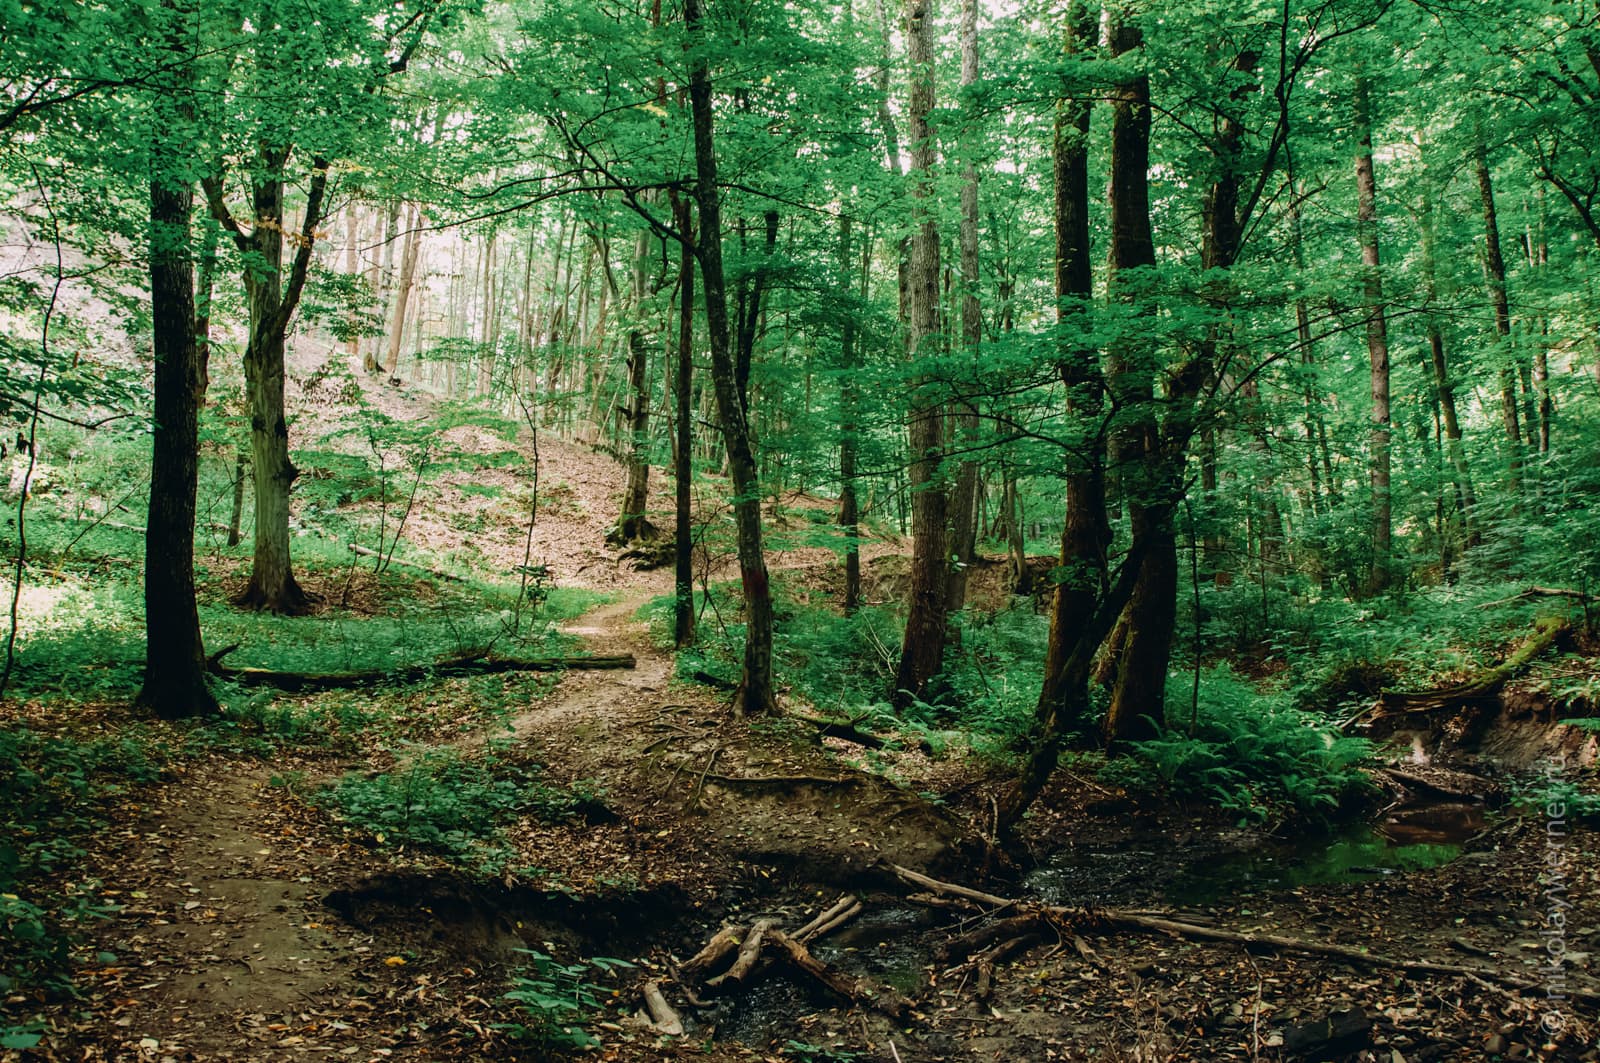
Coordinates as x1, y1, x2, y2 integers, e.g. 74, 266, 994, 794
2, 0, 1599, 1058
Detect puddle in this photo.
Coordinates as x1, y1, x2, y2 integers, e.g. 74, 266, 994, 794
1028, 802, 1485, 908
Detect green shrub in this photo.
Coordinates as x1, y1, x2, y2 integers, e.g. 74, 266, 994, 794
501, 948, 634, 1051
1100, 666, 1375, 824
318, 751, 600, 862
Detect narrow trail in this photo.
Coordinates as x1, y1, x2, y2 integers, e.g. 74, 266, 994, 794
499, 589, 673, 740
68, 590, 679, 1060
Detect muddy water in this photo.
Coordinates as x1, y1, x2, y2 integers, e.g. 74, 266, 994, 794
1027, 802, 1486, 908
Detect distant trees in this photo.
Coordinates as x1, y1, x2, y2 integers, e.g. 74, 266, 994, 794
5, 0, 1600, 783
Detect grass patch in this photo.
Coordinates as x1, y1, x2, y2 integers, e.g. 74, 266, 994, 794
317, 749, 603, 869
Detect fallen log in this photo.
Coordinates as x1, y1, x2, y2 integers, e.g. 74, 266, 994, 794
1378, 766, 1491, 802
1481, 585, 1596, 608
210, 650, 635, 691
1372, 616, 1569, 716
888, 863, 1600, 1007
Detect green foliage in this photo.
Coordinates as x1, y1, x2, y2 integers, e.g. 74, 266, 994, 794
782, 1041, 863, 1062
1099, 667, 1375, 824
318, 750, 600, 864
1506, 768, 1600, 820
500, 948, 634, 1051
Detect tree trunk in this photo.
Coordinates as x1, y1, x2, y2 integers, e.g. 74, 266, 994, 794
1101, 10, 1167, 746
1030, 0, 1107, 767
685, 0, 775, 715
1474, 143, 1524, 497
1354, 76, 1392, 594
893, 0, 950, 710
613, 222, 655, 543
945, 0, 982, 617
203, 147, 328, 616
367, 199, 398, 373
383, 204, 420, 381
140, 14, 216, 717
673, 195, 696, 648
838, 215, 862, 615
1418, 200, 1478, 543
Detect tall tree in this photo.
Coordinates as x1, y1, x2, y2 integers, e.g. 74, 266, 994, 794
138, 0, 216, 718
1353, 74, 1392, 594
1100, 4, 1171, 746
944, 0, 982, 615
685, 0, 776, 715
893, 0, 951, 708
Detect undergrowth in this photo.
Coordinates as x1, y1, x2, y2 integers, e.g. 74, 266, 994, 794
317, 750, 603, 870
501, 948, 634, 1052
1100, 665, 1376, 825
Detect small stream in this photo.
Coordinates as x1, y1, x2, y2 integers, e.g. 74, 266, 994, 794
1026, 801, 1486, 908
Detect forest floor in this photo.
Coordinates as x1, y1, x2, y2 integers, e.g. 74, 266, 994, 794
7, 355, 1600, 1062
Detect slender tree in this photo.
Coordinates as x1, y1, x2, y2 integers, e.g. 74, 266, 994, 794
138, 0, 216, 717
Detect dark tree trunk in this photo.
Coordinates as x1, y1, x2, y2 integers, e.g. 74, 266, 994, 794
1100, 10, 1167, 746
1474, 143, 1524, 497
838, 215, 862, 615
139, 1, 216, 718
685, 0, 775, 715
673, 195, 696, 648
1029, 0, 1108, 773
893, 0, 951, 709
613, 224, 655, 543
1418, 201, 1478, 543
1354, 77, 1392, 594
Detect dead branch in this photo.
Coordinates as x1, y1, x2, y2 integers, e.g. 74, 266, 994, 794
676, 926, 741, 985
798, 896, 863, 944
705, 918, 773, 990
767, 929, 914, 1022
887, 863, 1600, 1006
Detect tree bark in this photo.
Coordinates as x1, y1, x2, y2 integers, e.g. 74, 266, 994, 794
139, 3, 216, 717
944, 0, 982, 616
383, 204, 420, 381
1101, 8, 1168, 745
893, 0, 950, 710
1473, 143, 1524, 497
203, 145, 329, 615
685, 0, 776, 715
1353, 76, 1392, 594
673, 195, 697, 648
